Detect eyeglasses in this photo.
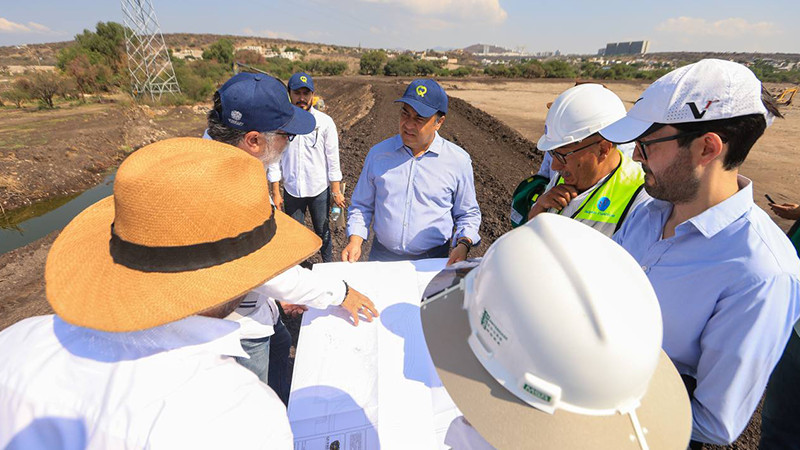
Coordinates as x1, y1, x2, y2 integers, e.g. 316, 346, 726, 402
635, 131, 703, 160
275, 132, 296, 142
547, 139, 602, 165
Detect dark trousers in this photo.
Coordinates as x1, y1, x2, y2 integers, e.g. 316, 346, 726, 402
284, 187, 332, 262
760, 329, 800, 450
368, 239, 450, 262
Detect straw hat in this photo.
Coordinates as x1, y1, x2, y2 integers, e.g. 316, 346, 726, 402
45, 137, 321, 332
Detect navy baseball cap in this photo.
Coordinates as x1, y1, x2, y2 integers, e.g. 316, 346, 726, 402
395, 79, 448, 117
288, 72, 315, 92
216, 72, 315, 135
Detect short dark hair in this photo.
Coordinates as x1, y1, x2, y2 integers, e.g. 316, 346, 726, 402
207, 91, 248, 146
664, 91, 782, 170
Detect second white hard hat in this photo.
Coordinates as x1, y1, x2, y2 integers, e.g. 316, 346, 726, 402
421, 213, 691, 449
537, 83, 627, 151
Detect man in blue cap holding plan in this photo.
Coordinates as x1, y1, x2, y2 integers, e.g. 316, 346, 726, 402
343, 79, 481, 265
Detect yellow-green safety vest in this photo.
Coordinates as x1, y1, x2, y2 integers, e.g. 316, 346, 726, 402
547, 150, 645, 237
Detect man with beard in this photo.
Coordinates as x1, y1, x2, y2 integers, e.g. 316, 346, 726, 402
343, 79, 481, 264
269, 72, 344, 262
527, 83, 648, 237
205, 72, 377, 404
600, 59, 800, 446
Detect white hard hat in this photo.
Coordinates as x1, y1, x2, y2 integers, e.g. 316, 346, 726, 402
537, 84, 627, 151
421, 213, 691, 449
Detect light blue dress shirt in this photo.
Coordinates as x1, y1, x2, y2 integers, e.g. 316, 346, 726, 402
347, 132, 481, 255
613, 176, 800, 445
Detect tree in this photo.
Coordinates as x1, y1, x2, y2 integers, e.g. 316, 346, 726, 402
383, 54, 417, 76
203, 39, 235, 65
234, 49, 265, 65
65, 53, 111, 100
17, 71, 69, 108
57, 21, 127, 93
359, 50, 387, 75
542, 60, 577, 78
1, 88, 29, 108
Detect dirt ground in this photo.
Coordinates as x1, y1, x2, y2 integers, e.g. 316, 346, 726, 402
442, 79, 800, 232
1, 76, 797, 449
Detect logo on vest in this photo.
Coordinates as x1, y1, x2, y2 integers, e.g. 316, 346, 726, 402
416, 85, 427, 97
597, 196, 611, 211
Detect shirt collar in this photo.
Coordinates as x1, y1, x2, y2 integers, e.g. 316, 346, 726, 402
681, 175, 754, 238
396, 131, 443, 156
55, 315, 248, 361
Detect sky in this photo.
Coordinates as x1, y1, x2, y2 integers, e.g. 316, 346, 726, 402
1, 0, 798, 54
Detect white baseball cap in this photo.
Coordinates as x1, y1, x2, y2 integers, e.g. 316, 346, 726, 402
600, 59, 768, 143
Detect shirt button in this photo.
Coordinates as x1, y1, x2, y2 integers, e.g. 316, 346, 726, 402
641, 265, 648, 272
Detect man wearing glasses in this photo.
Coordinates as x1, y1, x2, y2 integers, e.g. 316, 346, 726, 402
601, 59, 800, 446
526, 83, 648, 237
205, 72, 378, 404
268, 72, 344, 263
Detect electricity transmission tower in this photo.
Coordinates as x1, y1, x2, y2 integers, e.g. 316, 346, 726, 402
121, 0, 180, 100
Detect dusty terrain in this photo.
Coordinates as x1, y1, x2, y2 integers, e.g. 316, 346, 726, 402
1, 76, 797, 449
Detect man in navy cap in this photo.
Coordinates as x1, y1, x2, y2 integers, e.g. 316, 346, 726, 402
268, 72, 344, 263
343, 78, 481, 264
205, 72, 378, 404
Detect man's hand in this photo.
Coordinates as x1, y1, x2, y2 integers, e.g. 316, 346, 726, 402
769, 202, 800, 220
528, 184, 579, 220
278, 301, 308, 318
339, 286, 378, 326
332, 191, 347, 209
447, 243, 469, 266
270, 182, 284, 211
341, 236, 364, 262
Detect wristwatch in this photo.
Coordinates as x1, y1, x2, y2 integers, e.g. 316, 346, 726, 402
455, 237, 473, 253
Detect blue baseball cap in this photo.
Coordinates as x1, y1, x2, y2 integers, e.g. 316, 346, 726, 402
216, 72, 315, 135
288, 72, 315, 92
394, 78, 448, 117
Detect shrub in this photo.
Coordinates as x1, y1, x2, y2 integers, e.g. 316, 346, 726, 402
203, 39, 235, 65
360, 50, 387, 75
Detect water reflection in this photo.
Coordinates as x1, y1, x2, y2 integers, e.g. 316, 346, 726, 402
0, 172, 115, 254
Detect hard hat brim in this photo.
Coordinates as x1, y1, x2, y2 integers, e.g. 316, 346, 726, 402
420, 286, 692, 449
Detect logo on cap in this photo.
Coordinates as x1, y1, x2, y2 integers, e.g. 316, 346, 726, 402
300, 75, 308, 83
686, 100, 720, 119
231, 110, 242, 121
597, 196, 611, 211
416, 85, 427, 97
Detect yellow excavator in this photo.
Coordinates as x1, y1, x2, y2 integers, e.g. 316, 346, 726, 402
775, 87, 797, 106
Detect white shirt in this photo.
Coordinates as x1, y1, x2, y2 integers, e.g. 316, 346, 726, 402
268, 107, 343, 198
229, 265, 346, 339
0, 315, 293, 449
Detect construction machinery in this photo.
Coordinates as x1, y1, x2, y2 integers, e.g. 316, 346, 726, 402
775, 87, 797, 106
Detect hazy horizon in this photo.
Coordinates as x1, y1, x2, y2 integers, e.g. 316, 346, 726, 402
2, 0, 798, 54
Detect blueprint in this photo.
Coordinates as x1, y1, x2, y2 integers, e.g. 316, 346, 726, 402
288, 260, 462, 449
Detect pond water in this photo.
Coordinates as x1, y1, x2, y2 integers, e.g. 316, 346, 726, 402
0, 172, 115, 255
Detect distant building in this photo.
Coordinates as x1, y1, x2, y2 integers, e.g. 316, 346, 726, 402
603, 41, 650, 56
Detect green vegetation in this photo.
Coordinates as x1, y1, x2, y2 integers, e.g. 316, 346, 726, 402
750, 59, 800, 84
382, 54, 447, 77
202, 39, 235, 65
56, 21, 128, 97
484, 59, 676, 81
359, 50, 387, 75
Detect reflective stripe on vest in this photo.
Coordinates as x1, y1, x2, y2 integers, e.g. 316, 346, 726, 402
549, 150, 644, 237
